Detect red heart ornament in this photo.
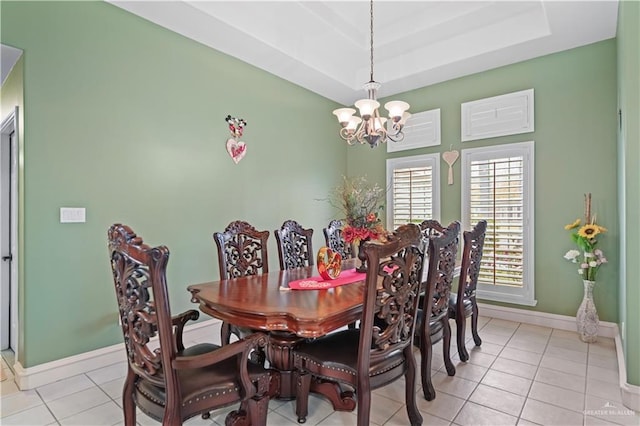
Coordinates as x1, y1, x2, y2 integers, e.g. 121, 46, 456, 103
226, 138, 247, 164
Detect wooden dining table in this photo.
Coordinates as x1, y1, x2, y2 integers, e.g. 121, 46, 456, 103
187, 259, 364, 407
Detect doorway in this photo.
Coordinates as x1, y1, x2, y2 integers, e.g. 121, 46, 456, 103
1, 107, 19, 367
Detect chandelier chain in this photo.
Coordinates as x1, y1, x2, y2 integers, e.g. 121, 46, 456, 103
369, 0, 374, 82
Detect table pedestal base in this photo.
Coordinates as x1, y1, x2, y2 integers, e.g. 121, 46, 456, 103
266, 331, 356, 411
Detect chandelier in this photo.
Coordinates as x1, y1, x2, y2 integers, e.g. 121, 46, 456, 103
332, 0, 411, 148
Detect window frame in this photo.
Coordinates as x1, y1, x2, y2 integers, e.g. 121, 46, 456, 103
461, 141, 537, 306
386, 153, 441, 231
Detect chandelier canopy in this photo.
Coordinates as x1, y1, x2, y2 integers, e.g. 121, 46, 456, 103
333, 0, 411, 148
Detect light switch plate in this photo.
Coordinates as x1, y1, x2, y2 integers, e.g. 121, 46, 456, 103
60, 207, 86, 223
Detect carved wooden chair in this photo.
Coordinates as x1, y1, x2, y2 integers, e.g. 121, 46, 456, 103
415, 221, 460, 401
274, 219, 314, 270
323, 219, 355, 259
213, 220, 270, 345
293, 224, 425, 426
449, 220, 487, 362
108, 224, 272, 426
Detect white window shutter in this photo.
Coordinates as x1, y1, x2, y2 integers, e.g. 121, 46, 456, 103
461, 89, 534, 142
387, 109, 440, 153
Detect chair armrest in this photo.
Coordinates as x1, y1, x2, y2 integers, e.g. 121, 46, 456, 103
172, 333, 268, 399
171, 309, 199, 352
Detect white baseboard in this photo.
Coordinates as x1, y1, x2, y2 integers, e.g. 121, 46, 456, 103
477, 303, 618, 338
13, 319, 220, 390
478, 302, 639, 412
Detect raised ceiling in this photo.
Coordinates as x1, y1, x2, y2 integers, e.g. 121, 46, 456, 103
104, 2, 618, 105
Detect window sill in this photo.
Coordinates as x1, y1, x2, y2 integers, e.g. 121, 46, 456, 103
476, 290, 538, 307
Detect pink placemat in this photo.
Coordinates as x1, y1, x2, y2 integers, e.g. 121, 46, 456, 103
283, 268, 366, 291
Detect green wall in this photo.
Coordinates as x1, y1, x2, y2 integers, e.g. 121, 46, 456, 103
0, 1, 344, 367
348, 40, 619, 321
617, 0, 640, 387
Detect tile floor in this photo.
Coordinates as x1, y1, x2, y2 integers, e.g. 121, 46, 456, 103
1, 316, 639, 425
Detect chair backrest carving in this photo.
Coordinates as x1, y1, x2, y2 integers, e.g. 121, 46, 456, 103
359, 223, 425, 359
108, 224, 175, 388
213, 220, 270, 279
423, 221, 460, 320
275, 220, 314, 270
459, 220, 487, 299
323, 219, 355, 259
418, 219, 446, 239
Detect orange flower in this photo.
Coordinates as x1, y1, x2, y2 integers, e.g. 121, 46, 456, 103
366, 213, 376, 223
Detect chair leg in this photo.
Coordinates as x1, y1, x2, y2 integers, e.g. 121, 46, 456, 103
420, 326, 436, 401
246, 393, 269, 426
442, 318, 456, 376
122, 368, 136, 426
221, 322, 231, 345
404, 347, 423, 425
295, 370, 311, 423
456, 314, 470, 362
471, 300, 482, 346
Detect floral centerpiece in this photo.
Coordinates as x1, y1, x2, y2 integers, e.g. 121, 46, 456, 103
329, 176, 388, 244
563, 193, 608, 281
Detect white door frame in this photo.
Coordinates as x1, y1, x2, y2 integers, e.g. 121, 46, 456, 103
1, 106, 19, 355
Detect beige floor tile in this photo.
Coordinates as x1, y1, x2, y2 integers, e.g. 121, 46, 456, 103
466, 340, 504, 357
453, 401, 518, 426
520, 398, 585, 426
588, 364, 620, 384
466, 351, 497, 368
585, 394, 640, 426
535, 367, 586, 393
481, 370, 532, 396
445, 361, 488, 383
490, 358, 538, 380
544, 345, 588, 364
368, 393, 404, 425
316, 409, 367, 425
0, 389, 44, 418
479, 332, 512, 346
416, 390, 465, 421
86, 361, 127, 385
528, 381, 585, 413
467, 383, 526, 417
36, 374, 96, 403
588, 352, 619, 371
274, 394, 335, 425
46, 386, 110, 420
0, 379, 20, 397
498, 347, 543, 366
390, 409, 451, 425
548, 335, 589, 353
265, 411, 299, 426
505, 338, 546, 354
539, 354, 588, 377
586, 377, 624, 402
516, 323, 553, 337
58, 401, 122, 425
431, 371, 478, 400
0, 404, 57, 425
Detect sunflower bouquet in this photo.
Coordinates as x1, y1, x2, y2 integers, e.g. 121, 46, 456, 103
563, 193, 608, 281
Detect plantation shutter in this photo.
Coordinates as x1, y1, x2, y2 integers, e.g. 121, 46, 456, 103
391, 166, 433, 229
469, 155, 524, 288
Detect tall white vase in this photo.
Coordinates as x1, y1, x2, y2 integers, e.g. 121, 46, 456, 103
576, 280, 599, 343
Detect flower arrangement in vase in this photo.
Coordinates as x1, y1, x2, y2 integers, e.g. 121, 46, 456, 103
328, 176, 389, 271
563, 193, 608, 342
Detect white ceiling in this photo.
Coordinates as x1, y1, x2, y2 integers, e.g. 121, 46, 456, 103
3, 1, 620, 106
